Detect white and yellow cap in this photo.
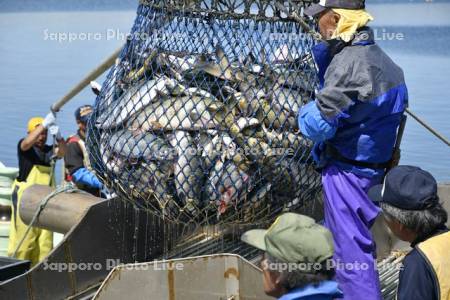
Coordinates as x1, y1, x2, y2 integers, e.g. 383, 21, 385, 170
304, 0, 365, 17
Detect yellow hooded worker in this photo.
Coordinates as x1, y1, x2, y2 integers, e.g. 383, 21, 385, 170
8, 113, 66, 266
302, 1, 408, 299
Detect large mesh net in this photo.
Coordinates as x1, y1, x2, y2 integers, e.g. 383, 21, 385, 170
87, 0, 322, 253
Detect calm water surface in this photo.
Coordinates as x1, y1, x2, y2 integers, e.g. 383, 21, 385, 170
0, 3, 449, 181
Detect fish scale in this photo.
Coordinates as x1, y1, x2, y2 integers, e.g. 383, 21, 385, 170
170, 131, 205, 215
96, 76, 177, 129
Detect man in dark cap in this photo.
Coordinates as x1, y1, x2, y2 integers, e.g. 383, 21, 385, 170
64, 105, 102, 195
368, 166, 449, 300
298, 1, 408, 299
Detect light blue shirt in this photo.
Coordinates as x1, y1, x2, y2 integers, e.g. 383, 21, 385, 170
278, 281, 343, 300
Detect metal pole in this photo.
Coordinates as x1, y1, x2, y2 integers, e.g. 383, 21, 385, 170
274, 1, 323, 41
20, 185, 103, 233
405, 108, 450, 147
51, 46, 123, 113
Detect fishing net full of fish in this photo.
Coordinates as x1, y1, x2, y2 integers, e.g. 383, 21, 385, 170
87, 0, 322, 229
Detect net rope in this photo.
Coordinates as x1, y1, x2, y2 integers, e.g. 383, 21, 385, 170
87, 0, 322, 256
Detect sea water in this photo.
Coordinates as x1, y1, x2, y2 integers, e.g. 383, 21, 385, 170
0, 2, 448, 181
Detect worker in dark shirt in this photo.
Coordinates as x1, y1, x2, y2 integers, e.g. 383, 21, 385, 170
8, 114, 66, 265
368, 166, 449, 300
64, 105, 102, 195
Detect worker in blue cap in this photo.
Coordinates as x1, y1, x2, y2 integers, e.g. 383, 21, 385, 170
298, 0, 408, 299
369, 166, 449, 300
64, 105, 103, 195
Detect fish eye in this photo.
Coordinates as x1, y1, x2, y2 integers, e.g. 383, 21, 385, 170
129, 158, 139, 165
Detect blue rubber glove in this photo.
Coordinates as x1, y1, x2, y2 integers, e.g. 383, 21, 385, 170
72, 168, 103, 189
298, 101, 337, 143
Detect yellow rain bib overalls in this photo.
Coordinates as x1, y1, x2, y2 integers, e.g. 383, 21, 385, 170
417, 231, 450, 300
7, 165, 54, 266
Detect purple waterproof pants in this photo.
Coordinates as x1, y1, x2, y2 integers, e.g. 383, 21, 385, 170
322, 165, 382, 300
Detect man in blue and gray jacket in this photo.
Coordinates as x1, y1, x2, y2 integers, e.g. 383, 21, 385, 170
299, 1, 408, 299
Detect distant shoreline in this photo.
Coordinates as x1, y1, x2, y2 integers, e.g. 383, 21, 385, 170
0, 0, 448, 13
0, 9, 136, 14
0, 8, 136, 13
